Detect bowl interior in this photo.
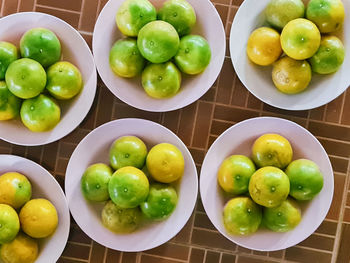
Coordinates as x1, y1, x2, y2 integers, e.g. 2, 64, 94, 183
200, 117, 334, 251
65, 118, 198, 251
230, 0, 350, 111
93, 0, 225, 112
0, 155, 70, 263
0, 12, 97, 146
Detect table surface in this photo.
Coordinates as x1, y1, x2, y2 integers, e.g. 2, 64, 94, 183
0, 0, 349, 262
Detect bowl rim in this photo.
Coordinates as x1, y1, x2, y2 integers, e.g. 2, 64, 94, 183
92, 0, 226, 112
0, 154, 71, 262
199, 116, 334, 251
0, 11, 97, 146
229, 0, 349, 111
65, 117, 199, 251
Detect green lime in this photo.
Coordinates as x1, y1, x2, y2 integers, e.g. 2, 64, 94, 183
0, 204, 20, 245
0, 41, 18, 80
0, 81, 21, 121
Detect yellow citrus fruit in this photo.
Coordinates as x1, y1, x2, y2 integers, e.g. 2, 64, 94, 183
272, 56, 312, 94
146, 143, 185, 183
0, 172, 32, 209
246, 27, 282, 66
19, 198, 58, 238
0, 232, 38, 263
306, 0, 345, 33
0, 204, 20, 245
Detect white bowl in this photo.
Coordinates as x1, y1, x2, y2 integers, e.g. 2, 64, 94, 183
0, 12, 97, 146
93, 0, 225, 112
230, 0, 350, 111
200, 117, 334, 251
65, 118, 198, 251
0, 155, 70, 263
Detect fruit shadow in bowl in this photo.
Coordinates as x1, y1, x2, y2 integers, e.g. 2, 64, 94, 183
0, 12, 97, 146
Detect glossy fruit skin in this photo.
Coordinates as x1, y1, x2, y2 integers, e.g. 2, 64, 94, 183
263, 198, 301, 232
281, 18, 321, 60
249, 166, 290, 208
0, 232, 38, 263
306, 0, 345, 33
5, 58, 46, 99
309, 36, 345, 74
285, 159, 324, 200
265, 0, 305, 29
0, 41, 19, 80
246, 27, 282, 66
116, 0, 157, 37
81, 163, 113, 202
140, 183, 178, 220
46, 61, 83, 100
20, 28, 61, 68
108, 166, 149, 208
19, 198, 58, 238
217, 155, 256, 195
142, 62, 181, 99
0, 204, 20, 245
223, 197, 262, 235
174, 35, 211, 75
0, 81, 21, 121
252, 133, 293, 169
146, 143, 185, 183
20, 94, 61, 132
109, 136, 148, 170
109, 38, 146, 78
0, 172, 32, 209
137, 21, 180, 63
101, 200, 142, 233
158, 0, 196, 36
272, 56, 312, 94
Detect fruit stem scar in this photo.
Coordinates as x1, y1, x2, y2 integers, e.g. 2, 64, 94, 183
125, 153, 129, 158
271, 186, 276, 192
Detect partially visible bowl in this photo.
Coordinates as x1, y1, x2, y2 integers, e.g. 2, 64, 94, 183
200, 117, 334, 251
230, 0, 350, 110
93, 0, 225, 112
0, 154, 70, 263
65, 118, 198, 251
0, 12, 97, 146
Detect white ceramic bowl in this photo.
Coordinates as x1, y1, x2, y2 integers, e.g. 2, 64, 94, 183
0, 12, 97, 146
0, 155, 70, 263
65, 118, 198, 251
230, 0, 350, 110
200, 117, 334, 251
93, 0, 225, 112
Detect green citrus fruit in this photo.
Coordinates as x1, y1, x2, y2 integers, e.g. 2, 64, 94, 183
0, 41, 19, 80
81, 163, 113, 202
249, 166, 290, 208
217, 155, 256, 195
0, 81, 21, 121
285, 159, 324, 200
263, 198, 301, 232
20, 28, 61, 68
272, 56, 312, 94
116, 0, 157, 37
0, 172, 32, 209
101, 200, 142, 233
223, 197, 262, 235
306, 0, 345, 33
108, 166, 149, 208
0, 204, 20, 244
109, 38, 146, 78
281, 18, 321, 60
109, 136, 148, 170
140, 183, 178, 220
158, 0, 196, 36
309, 35, 345, 74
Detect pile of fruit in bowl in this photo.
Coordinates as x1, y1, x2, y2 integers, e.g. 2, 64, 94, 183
0, 27, 83, 132
247, 0, 345, 94
218, 133, 323, 235
109, 0, 211, 99
0, 172, 58, 263
81, 135, 185, 233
